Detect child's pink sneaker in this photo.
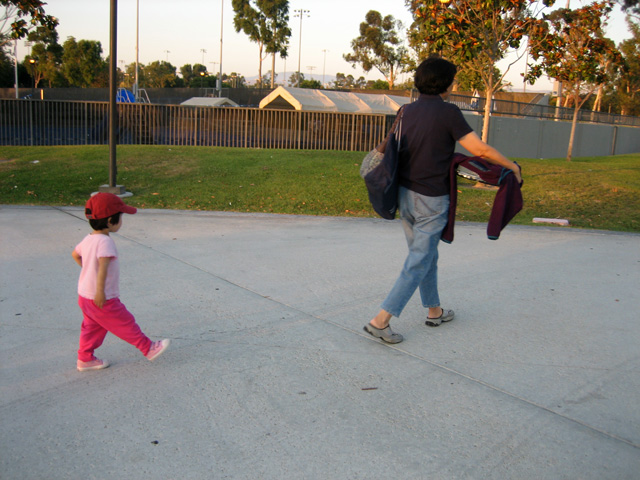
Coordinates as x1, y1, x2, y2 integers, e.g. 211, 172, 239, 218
77, 357, 110, 372
146, 339, 170, 362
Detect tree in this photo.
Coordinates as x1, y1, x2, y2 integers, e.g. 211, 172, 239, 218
261, 0, 290, 88
333, 72, 366, 89
289, 71, 303, 86
612, 19, 640, 115
619, 0, 640, 18
145, 60, 179, 88
0, 0, 57, 48
232, 0, 291, 88
343, 10, 406, 89
224, 72, 246, 88
408, 0, 555, 142
299, 78, 321, 89
526, 2, 623, 161
60, 37, 108, 87
180, 64, 196, 87
368, 79, 390, 90
25, 24, 63, 87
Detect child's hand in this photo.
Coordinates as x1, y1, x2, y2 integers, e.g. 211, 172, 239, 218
94, 291, 106, 309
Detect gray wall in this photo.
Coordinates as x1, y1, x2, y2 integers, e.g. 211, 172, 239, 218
462, 113, 640, 159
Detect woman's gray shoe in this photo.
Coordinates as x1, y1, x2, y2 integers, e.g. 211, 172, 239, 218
363, 323, 404, 344
425, 309, 455, 327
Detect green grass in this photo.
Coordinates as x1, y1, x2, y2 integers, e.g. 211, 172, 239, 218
1, 145, 639, 232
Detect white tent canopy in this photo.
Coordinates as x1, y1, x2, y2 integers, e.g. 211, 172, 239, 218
180, 97, 239, 107
259, 86, 410, 114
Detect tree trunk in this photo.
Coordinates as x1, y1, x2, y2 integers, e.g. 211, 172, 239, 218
567, 100, 579, 162
593, 86, 603, 111
258, 44, 262, 88
481, 91, 492, 143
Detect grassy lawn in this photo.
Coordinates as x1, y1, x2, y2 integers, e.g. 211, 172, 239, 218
1, 145, 639, 233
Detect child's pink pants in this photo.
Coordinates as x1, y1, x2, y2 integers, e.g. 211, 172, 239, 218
77, 296, 152, 362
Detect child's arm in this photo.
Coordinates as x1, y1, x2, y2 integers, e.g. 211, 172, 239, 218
94, 257, 111, 308
71, 249, 82, 267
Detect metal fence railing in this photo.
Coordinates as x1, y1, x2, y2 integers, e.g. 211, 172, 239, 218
447, 93, 640, 127
0, 99, 389, 150
2, 95, 639, 149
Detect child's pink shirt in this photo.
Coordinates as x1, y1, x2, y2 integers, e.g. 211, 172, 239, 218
74, 233, 120, 300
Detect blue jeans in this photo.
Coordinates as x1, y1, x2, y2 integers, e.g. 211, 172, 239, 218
381, 187, 450, 317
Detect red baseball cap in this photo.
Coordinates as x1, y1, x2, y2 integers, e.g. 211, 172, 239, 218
85, 193, 137, 220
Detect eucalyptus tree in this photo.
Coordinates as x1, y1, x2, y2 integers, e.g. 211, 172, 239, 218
232, 0, 291, 88
343, 10, 407, 90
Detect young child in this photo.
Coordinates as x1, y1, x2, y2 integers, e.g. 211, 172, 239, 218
72, 192, 170, 371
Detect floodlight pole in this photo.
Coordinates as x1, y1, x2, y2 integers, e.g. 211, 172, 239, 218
294, 9, 310, 87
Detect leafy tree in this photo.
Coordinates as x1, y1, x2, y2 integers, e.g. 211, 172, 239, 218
0, 0, 57, 48
145, 60, 179, 88
124, 62, 145, 89
408, 0, 554, 141
232, 0, 291, 88
613, 19, 640, 115
25, 24, 63, 87
619, 0, 640, 18
261, 0, 290, 88
289, 71, 303, 86
343, 10, 406, 89
180, 64, 196, 87
333, 72, 366, 89
526, 2, 623, 161
299, 78, 321, 89
224, 72, 246, 88
60, 37, 108, 87
368, 79, 390, 90
0, 49, 14, 86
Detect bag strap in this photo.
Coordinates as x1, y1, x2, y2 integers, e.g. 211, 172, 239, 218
394, 107, 404, 152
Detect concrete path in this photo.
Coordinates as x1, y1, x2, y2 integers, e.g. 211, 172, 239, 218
1, 205, 639, 479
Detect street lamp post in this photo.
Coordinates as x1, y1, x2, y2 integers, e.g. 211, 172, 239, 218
293, 9, 310, 87
29, 58, 36, 97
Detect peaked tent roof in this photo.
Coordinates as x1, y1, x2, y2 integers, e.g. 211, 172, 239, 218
180, 97, 239, 107
259, 86, 410, 114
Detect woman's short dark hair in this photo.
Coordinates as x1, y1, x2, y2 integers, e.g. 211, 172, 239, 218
414, 57, 457, 95
89, 212, 121, 231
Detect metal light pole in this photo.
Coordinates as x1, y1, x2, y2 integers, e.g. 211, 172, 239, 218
100, 0, 125, 195
218, 0, 224, 97
322, 49, 328, 88
294, 9, 309, 87
135, 0, 139, 100
14, 40, 18, 99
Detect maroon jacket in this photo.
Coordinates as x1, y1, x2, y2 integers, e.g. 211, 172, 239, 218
442, 153, 523, 243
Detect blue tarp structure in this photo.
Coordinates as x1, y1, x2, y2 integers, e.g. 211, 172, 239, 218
116, 89, 135, 103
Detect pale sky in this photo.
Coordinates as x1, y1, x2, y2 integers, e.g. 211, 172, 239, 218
15, 0, 635, 92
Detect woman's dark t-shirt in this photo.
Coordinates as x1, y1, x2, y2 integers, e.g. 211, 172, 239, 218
398, 94, 473, 197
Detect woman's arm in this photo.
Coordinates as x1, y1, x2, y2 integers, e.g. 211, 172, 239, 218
459, 131, 522, 184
